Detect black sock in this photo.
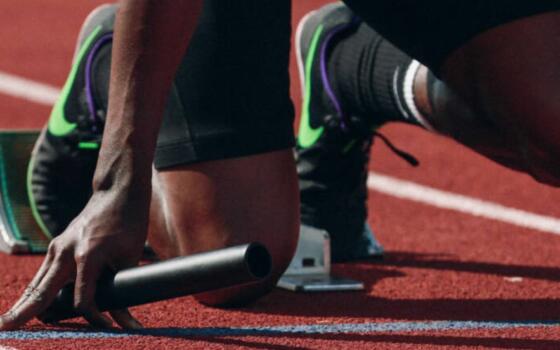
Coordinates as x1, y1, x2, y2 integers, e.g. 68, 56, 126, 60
328, 22, 431, 129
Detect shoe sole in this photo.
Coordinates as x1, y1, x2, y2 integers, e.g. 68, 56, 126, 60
27, 126, 53, 239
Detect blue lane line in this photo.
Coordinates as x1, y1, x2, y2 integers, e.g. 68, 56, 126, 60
2, 321, 560, 340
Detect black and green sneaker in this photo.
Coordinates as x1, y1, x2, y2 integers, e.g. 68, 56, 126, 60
27, 5, 116, 238
295, 3, 384, 262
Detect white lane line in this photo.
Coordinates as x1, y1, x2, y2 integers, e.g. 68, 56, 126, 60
0, 71, 60, 106
368, 172, 560, 235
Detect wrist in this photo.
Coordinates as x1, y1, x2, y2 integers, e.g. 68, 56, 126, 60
92, 144, 152, 196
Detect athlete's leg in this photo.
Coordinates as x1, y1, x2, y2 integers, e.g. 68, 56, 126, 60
412, 67, 524, 173
295, 4, 385, 263
438, 13, 560, 185
147, 0, 298, 305
334, 1, 560, 185
30, 0, 298, 307
148, 151, 299, 306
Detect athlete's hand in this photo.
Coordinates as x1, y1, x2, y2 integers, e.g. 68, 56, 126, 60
0, 190, 148, 330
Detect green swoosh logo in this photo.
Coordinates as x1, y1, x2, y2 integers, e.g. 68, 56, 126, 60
48, 26, 103, 136
297, 24, 324, 148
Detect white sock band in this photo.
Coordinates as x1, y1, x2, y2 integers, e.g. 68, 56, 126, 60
403, 60, 435, 131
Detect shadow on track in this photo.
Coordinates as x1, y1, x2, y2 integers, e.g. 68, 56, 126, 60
245, 251, 560, 321
378, 251, 560, 282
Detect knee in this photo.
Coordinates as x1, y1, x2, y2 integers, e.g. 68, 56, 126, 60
519, 137, 560, 187
154, 211, 299, 307
193, 196, 299, 307
508, 97, 560, 186
193, 226, 298, 308
153, 150, 301, 306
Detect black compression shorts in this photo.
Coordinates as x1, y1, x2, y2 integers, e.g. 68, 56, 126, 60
154, 0, 295, 169
342, 0, 560, 73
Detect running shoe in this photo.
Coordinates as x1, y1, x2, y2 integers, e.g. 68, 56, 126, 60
27, 5, 116, 238
295, 3, 384, 262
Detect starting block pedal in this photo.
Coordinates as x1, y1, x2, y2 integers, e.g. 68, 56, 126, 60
0, 130, 49, 254
277, 224, 364, 292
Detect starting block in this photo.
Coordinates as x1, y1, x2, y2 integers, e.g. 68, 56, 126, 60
277, 225, 364, 292
0, 130, 49, 254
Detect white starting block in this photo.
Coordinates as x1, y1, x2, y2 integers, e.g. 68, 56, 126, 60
277, 224, 364, 292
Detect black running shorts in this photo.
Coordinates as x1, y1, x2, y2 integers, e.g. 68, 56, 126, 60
342, 0, 560, 73
154, 0, 294, 169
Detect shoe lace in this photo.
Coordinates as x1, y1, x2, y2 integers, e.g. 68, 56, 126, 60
336, 114, 419, 167
372, 130, 419, 167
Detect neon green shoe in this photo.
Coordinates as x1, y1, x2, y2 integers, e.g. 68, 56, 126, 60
27, 5, 116, 237
295, 3, 384, 262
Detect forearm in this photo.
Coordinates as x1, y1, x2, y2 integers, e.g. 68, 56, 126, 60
93, 0, 203, 196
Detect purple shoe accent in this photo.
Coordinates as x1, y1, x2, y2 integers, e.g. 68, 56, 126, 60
319, 20, 357, 131
85, 33, 113, 132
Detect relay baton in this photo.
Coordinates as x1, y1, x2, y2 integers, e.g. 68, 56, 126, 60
39, 243, 271, 323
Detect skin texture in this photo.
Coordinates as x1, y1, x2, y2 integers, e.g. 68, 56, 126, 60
413, 67, 524, 173
413, 12, 560, 185
149, 151, 299, 306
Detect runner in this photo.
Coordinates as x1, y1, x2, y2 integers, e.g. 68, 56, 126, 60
2, 0, 560, 329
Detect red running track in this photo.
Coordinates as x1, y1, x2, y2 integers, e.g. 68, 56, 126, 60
1, 1, 560, 349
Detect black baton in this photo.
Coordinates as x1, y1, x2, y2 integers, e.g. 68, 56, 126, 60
39, 243, 271, 323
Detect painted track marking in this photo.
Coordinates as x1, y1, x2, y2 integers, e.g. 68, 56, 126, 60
1, 71, 560, 236
368, 172, 560, 235
1, 320, 559, 340
0, 71, 59, 106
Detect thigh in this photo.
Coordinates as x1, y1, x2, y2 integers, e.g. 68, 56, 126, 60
440, 12, 560, 185
344, 0, 560, 184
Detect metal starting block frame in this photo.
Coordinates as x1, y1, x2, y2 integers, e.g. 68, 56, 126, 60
277, 225, 364, 292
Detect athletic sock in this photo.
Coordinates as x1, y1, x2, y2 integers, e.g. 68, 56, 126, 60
328, 22, 434, 130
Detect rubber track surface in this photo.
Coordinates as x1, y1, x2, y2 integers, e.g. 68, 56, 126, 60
1, 1, 560, 349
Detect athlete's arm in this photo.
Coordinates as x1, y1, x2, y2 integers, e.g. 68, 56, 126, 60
0, 0, 203, 330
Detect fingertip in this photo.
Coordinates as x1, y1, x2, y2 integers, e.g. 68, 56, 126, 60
110, 309, 143, 330
129, 317, 143, 330
128, 318, 143, 330
83, 309, 114, 329
0, 310, 16, 330
99, 313, 114, 328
